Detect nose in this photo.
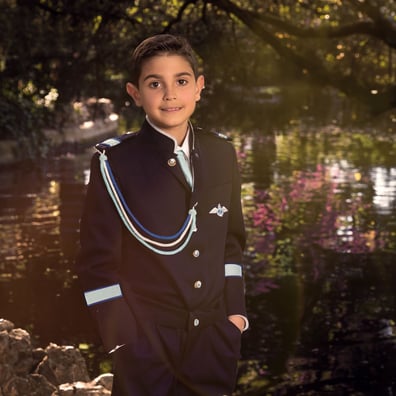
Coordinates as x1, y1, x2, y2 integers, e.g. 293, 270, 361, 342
163, 86, 176, 101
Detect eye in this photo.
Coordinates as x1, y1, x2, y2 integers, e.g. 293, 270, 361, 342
177, 79, 188, 86
148, 81, 161, 88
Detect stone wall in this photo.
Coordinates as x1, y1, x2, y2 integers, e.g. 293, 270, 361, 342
0, 319, 112, 396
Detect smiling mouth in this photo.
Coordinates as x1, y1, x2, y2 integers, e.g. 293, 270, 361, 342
161, 107, 182, 112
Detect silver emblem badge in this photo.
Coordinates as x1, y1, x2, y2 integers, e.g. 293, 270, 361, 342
209, 204, 228, 217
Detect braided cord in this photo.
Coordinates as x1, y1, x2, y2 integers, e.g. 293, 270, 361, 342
98, 152, 197, 255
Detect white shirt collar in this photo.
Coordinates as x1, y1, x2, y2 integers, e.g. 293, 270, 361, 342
146, 116, 190, 158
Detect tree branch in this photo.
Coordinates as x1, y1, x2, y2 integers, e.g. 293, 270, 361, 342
163, 0, 198, 33
208, 0, 396, 48
351, 0, 396, 47
255, 13, 381, 41
207, 0, 396, 114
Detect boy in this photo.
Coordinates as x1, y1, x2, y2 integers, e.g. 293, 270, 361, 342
76, 34, 248, 395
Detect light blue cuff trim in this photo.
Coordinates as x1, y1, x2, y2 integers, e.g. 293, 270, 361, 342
100, 137, 121, 147
225, 263, 242, 277
84, 284, 122, 306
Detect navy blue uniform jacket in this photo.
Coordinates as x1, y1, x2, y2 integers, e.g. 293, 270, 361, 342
76, 120, 247, 353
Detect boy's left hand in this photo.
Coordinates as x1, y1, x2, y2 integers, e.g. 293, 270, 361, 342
228, 315, 245, 333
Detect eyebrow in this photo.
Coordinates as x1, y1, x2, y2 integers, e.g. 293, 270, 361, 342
142, 71, 193, 82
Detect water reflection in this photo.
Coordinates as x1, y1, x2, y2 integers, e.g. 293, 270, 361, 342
372, 167, 396, 214
0, 127, 396, 394
0, 153, 99, 348
237, 127, 396, 395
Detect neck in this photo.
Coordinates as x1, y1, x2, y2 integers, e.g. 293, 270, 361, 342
175, 128, 188, 146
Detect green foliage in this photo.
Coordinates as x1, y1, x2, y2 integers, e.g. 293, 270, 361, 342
0, 81, 50, 160
1, 0, 395, 159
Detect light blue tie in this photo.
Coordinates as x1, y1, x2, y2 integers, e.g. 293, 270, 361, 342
176, 149, 193, 188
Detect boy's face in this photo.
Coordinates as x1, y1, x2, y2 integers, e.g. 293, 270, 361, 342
126, 54, 205, 142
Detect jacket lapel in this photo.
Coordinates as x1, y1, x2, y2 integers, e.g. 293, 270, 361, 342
141, 121, 192, 192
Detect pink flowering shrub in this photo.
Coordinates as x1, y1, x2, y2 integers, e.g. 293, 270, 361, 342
244, 164, 384, 289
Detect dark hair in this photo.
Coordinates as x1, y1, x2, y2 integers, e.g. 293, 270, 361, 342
130, 34, 200, 86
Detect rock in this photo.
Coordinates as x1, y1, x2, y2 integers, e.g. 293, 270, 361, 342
0, 360, 14, 386
2, 373, 56, 396
55, 381, 111, 395
36, 343, 90, 385
92, 373, 113, 391
8, 328, 34, 376
32, 347, 47, 369
0, 326, 35, 380
0, 331, 10, 361
0, 319, 110, 395
0, 319, 14, 332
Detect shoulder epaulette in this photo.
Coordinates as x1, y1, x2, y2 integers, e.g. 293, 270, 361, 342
196, 128, 233, 141
95, 131, 139, 152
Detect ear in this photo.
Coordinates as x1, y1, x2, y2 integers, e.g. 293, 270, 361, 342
195, 75, 205, 102
126, 82, 142, 107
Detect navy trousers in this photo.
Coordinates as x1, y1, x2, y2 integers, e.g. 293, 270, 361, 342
111, 318, 241, 396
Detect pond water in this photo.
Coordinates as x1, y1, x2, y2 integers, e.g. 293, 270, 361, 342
1, 122, 396, 395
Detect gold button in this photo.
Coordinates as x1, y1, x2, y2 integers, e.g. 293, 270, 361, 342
192, 249, 200, 258
168, 158, 176, 167
193, 318, 200, 327
194, 280, 202, 289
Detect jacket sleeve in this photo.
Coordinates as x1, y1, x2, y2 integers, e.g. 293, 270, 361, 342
75, 152, 137, 353
223, 146, 248, 320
